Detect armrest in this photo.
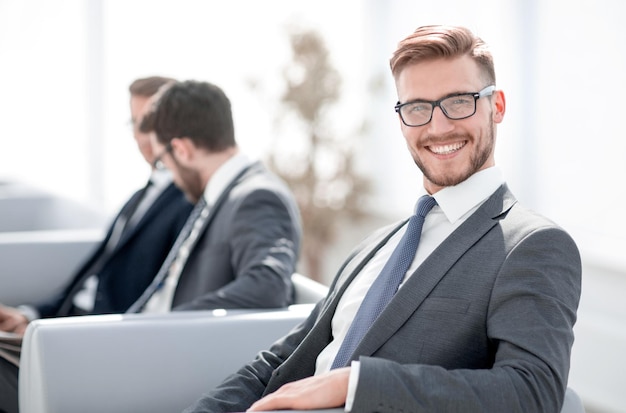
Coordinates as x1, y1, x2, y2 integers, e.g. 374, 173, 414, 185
19, 305, 315, 413
292, 273, 329, 304
19, 304, 583, 413
243, 389, 582, 413
561, 387, 585, 413
252, 410, 343, 413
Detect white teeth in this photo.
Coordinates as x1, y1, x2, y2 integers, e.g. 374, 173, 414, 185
429, 142, 465, 154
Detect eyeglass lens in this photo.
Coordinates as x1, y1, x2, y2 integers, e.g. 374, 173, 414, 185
399, 93, 477, 126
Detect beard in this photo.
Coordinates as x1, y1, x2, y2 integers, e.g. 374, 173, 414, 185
172, 162, 205, 204
414, 118, 495, 188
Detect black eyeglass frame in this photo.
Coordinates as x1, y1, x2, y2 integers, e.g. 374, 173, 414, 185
394, 85, 496, 127
152, 142, 173, 169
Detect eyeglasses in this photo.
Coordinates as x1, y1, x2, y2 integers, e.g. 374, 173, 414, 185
394, 85, 496, 127
152, 143, 172, 170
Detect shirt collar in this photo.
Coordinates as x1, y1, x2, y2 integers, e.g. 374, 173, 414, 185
149, 168, 173, 189
419, 166, 504, 223
203, 153, 253, 207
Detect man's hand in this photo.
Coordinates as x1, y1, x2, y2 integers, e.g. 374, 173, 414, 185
247, 367, 351, 412
0, 305, 29, 336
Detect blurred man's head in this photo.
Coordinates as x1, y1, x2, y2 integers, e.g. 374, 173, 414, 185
140, 80, 238, 203
128, 76, 176, 167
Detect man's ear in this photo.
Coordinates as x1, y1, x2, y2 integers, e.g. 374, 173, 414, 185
493, 90, 506, 123
170, 137, 195, 163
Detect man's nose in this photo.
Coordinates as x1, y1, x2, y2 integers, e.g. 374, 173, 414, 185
427, 106, 455, 135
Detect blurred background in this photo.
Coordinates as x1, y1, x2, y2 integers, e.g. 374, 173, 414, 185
0, 0, 624, 411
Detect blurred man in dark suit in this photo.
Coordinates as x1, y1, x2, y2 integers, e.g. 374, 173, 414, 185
0, 76, 193, 413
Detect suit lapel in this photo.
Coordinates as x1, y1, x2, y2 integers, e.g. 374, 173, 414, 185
318, 220, 408, 318
351, 185, 516, 359
190, 162, 257, 239
115, 183, 174, 250
270, 220, 408, 383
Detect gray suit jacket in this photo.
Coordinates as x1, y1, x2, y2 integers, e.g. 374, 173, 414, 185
171, 161, 302, 310
184, 184, 582, 413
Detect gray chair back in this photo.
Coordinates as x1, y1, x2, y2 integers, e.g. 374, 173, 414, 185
292, 273, 329, 304
561, 387, 585, 413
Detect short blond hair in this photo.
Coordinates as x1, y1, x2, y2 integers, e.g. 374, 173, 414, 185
390, 25, 495, 84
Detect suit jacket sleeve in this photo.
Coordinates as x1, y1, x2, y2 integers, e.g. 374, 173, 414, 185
182, 300, 325, 413
173, 185, 301, 310
181, 234, 375, 413
352, 224, 581, 413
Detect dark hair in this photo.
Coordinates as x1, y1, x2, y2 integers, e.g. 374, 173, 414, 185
145, 80, 236, 152
390, 25, 495, 85
129, 76, 176, 98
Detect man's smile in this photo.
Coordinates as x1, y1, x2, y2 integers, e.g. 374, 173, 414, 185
427, 141, 466, 155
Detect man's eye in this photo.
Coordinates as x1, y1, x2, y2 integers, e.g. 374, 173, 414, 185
449, 96, 473, 105
407, 103, 430, 113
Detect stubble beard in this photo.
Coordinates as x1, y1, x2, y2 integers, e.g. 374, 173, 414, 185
174, 163, 205, 204
415, 121, 495, 189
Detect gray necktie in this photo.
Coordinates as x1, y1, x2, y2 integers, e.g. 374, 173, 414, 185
331, 195, 437, 369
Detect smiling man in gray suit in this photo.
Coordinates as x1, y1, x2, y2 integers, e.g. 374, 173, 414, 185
183, 25, 582, 413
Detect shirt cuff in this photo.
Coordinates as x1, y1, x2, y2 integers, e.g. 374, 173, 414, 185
344, 361, 360, 412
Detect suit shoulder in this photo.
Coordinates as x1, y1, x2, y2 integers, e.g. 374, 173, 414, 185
231, 164, 298, 207
500, 202, 579, 251
505, 202, 566, 231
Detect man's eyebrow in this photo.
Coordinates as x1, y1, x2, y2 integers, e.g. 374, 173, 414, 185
402, 89, 475, 103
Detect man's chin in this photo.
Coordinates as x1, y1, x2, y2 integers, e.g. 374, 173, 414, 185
423, 170, 473, 189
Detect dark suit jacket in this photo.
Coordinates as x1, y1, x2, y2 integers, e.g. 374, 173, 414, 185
184, 184, 582, 413
37, 182, 193, 316
171, 161, 302, 310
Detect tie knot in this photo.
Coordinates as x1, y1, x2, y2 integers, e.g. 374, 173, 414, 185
416, 195, 437, 218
